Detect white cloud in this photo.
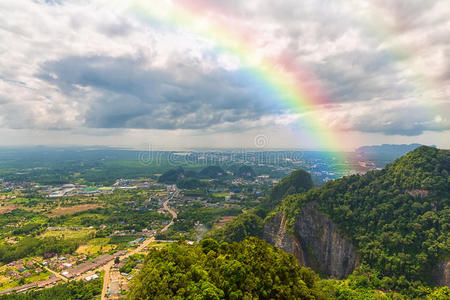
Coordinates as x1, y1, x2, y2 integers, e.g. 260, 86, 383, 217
0, 0, 448, 148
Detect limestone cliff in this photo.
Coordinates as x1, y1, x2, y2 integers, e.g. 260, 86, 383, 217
433, 261, 450, 288
264, 202, 358, 279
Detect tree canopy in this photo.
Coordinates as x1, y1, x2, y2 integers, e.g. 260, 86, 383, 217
128, 238, 325, 299
278, 146, 450, 295
263, 168, 313, 210
206, 211, 264, 243
198, 166, 225, 179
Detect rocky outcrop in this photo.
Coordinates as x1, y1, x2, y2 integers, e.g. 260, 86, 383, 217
433, 261, 450, 287
264, 202, 358, 279
406, 189, 429, 198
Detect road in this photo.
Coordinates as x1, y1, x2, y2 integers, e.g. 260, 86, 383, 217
161, 189, 178, 233
101, 187, 179, 300
40, 187, 179, 300
33, 260, 68, 282
43, 266, 69, 282
10, 188, 179, 298
100, 236, 156, 300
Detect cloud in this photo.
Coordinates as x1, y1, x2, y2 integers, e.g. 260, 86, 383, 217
318, 100, 450, 136
358, 109, 450, 136
37, 54, 285, 130
0, 0, 448, 142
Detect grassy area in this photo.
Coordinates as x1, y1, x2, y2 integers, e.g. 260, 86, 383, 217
47, 204, 100, 217
0, 271, 51, 291
56, 213, 108, 227
86, 238, 109, 246
74, 244, 115, 255
0, 204, 17, 214
212, 193, 228, 198
40, 229, 95, 240
0, 276, 9, 285
75, 245, 102, 255
25, 272, 51, 283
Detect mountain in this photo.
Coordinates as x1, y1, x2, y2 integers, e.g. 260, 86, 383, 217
129, 146, 449, 299
356, 143, 426, 154
198, 166, 225, 179
235, 165, 255, 178
262, 168, 313, 210
158, 167, 184, 184
207, 168, 314, 244
264, 146, 450, 295
356, 143, 436, 168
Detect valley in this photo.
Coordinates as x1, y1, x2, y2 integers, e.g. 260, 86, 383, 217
0, 146, 447, 299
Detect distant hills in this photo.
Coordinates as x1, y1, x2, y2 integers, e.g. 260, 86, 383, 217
356, 143, 437, 168
356, 143, 435, 154
158, 165, 256, 185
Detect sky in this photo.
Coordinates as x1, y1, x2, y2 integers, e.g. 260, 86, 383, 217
0, 0, 449, 150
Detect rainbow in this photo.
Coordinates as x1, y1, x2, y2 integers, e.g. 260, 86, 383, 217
113, 0, 354, 174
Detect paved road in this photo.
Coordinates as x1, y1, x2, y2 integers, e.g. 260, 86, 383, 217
161, 189, 178, 233
99, 236, 157, 300
101, 187, 179, 299
100, 261, 114, 300
41, 187, 180, 300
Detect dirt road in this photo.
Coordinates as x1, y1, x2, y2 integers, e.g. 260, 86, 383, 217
32, 260, 68, 282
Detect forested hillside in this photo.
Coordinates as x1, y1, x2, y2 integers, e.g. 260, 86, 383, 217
206, 168, 314, 244
126, 238, 449, 299
206, 210, 265, 243
128, 238, 325, 299
278, 146, 449, 295
262, 168, 313, 210
124, 147, 450, 299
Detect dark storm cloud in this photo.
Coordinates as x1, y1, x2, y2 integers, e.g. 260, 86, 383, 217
38, 55, 284, 130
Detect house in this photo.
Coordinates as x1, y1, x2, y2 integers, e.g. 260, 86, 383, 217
23, 271, 31, 278
114, 262, 125, 269
15, 265, 26, 272
36, 277, 61, 288
84, 274, 99, 281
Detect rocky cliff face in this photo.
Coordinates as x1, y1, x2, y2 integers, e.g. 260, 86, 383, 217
264, 202, 358, 279
433, 261, 450, 288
